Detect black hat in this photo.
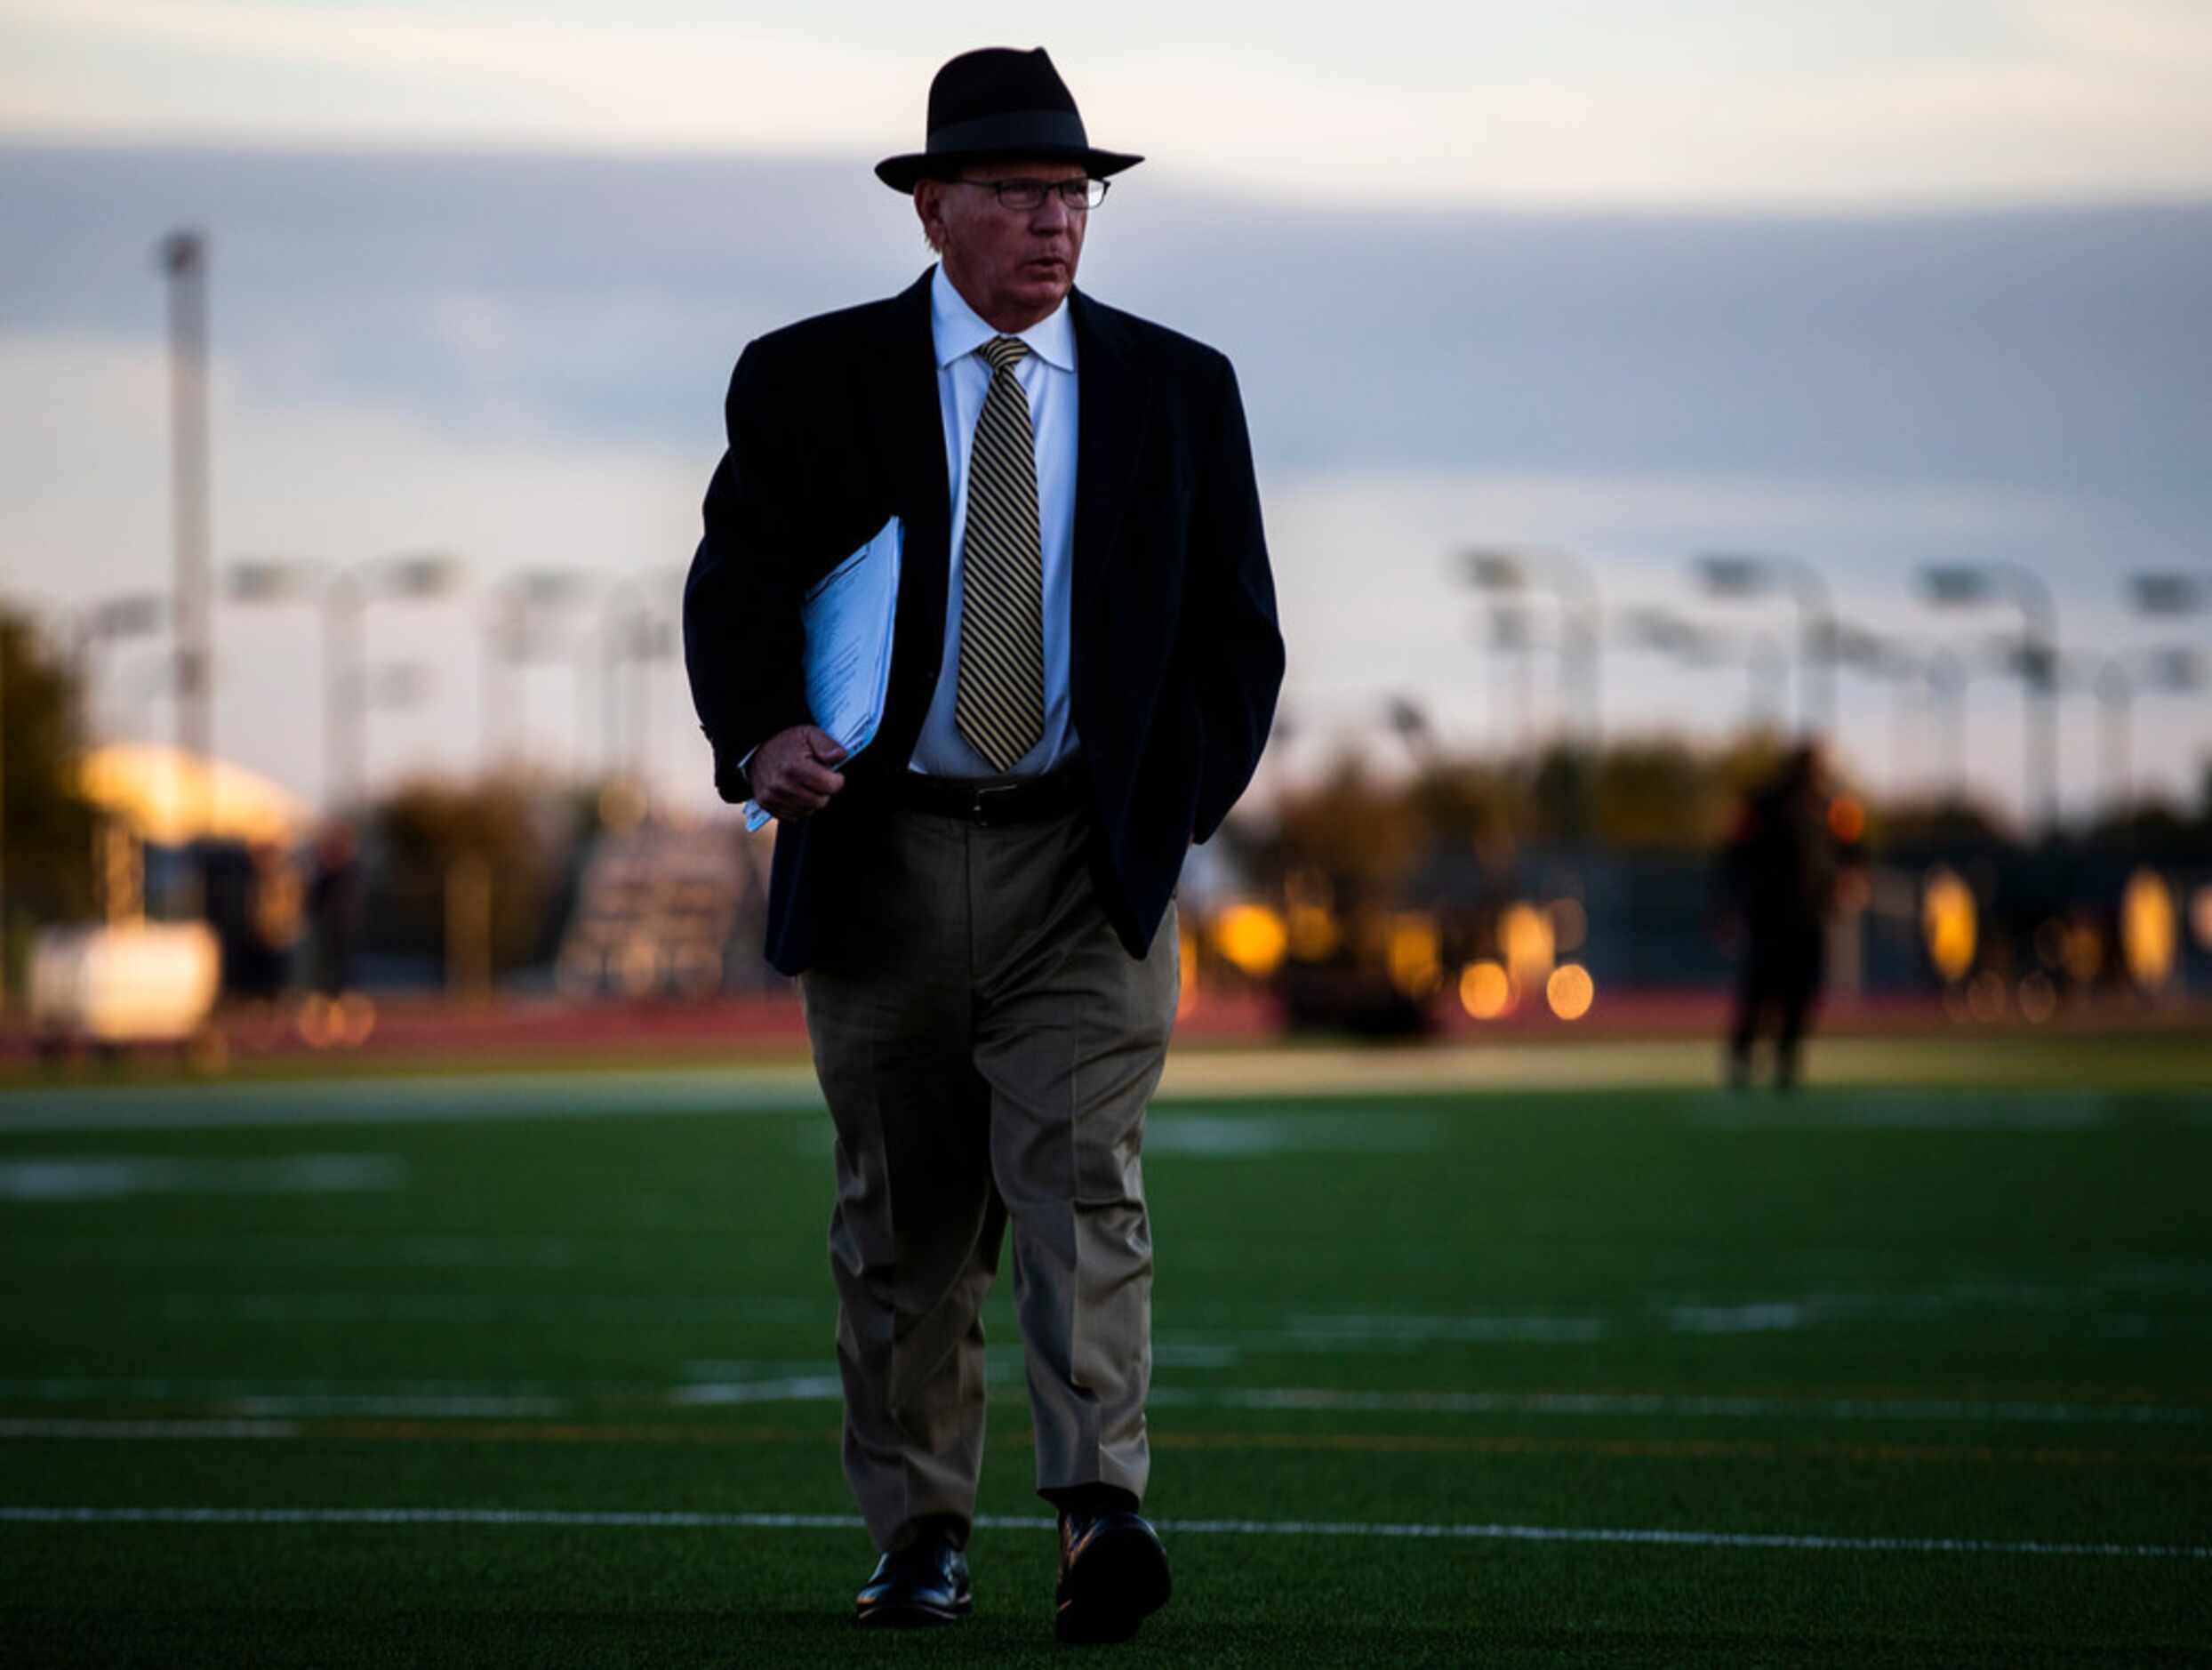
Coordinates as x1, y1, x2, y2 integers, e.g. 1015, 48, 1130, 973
875, 47, 1142, 192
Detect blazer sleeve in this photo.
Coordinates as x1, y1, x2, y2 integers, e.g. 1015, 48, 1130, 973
1186, 355, 1286, 843
682, 339, 819, 803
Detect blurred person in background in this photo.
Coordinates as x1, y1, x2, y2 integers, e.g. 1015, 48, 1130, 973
305, 820, 359, 997
681, 45, 1282, 1645
1716, 743, 1848, 1090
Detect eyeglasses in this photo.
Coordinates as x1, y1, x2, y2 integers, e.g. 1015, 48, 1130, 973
954, 176, 1110, 212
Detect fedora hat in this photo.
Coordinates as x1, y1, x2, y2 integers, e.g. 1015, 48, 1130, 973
875, 47, 1142, 192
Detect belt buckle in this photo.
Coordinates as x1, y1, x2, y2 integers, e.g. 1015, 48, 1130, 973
970, 783, 1021, 827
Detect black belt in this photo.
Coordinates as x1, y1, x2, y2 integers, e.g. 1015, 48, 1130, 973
895, 762, 1086, 826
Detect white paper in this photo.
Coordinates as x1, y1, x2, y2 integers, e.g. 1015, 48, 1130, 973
744, 517, 902, 831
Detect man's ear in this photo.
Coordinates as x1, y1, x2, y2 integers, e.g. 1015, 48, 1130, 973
913, 181, 943, 253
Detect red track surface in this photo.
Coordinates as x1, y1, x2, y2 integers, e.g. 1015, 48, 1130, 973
12, 984, 2197, 1072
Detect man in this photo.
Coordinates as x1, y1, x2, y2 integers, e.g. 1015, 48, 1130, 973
681, 46, 1283, 1644
1716, 742, 1852, 1090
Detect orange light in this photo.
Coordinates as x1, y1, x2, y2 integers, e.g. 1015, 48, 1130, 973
334, 992, 377, 1047
1498, 902, 1555, 994
1827, 795, 1866, 844
1385, 913, 1443, 1000
1458, 959, 1512, 1020
2121, 869, 2177, 992
1213, 903, 1288, 979
295, 992, 334, 1048
2063, 921, 2104, 984
1286, 903, 1340, 962
1545, 963, 1595, 1021
1922, 867, 1976, 984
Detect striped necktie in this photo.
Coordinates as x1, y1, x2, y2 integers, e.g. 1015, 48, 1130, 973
954, 334, 1046, 774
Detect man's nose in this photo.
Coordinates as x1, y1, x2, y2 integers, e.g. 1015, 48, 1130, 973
1030, 190, 1072, 232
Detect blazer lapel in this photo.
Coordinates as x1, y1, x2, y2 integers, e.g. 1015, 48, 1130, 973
873, 269, 953, 772
886, 269, 950, 528
1070, 288, 1149, 683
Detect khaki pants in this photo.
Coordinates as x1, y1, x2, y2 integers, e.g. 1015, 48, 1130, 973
798, 802, 1180, 1552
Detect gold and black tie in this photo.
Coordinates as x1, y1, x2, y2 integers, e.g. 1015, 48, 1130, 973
954, 335, 1046, 773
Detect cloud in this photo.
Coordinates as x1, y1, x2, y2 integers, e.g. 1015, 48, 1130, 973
8, 146, 2208, 523
5, 0, 2212, 205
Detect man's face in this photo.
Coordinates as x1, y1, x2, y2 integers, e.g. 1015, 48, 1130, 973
917, 158, 1089, 333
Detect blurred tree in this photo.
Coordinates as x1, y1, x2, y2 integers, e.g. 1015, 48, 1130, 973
1259, 731, 1896, 901
2080, 798, 2209, 862
1, 606, 98, 948
365, 772, 560, 978
1873, 798, 2013, 853
1403, 758, 1523, 863
1588, 740, 1732, 851
1265, 752, 1424, 890
1529, 744, 1595, 844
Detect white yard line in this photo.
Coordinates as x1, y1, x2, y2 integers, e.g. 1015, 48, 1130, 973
0, 1505, 2200, 1560
0, 1067, 826, 1133
0, 1419, 301, 1440
1687, 1090, 2119, 1131
0, 1154, 403, 1200
1146, 1386, 2212, 1425
669, 1376, 845, 1407
0, 1377, 566, 1400
4, 1384, 2202, 1428
220, 1395, 565, 1417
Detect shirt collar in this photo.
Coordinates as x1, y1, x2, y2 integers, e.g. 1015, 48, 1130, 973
931, 262, 1075, 373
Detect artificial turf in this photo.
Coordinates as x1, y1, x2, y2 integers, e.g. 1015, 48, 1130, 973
2, 1046, 2208, 1665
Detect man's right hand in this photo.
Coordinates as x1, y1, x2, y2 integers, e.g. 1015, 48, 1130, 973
749, 725, 848, 820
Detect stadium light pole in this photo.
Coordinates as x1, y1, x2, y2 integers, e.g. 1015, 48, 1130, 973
2127, 572, 2208, 620
484, 568, 596, 777
629, 614, 681, 797
600, 580, 642, 785
1617, 604, 1783, 736
1743, 632, 1789, 735
599, 577, 684, 788
228, 550, 464, 814
1919, 561, 2058, 833
158, 229, 214, 913
1831, 622, 1929, 799
1487, 601, 1536, 758
2088, 647, 2201, 817
0, 623, 7, 1009
1459, 546, 1601, 745
1921, 647, 1971, 806
1691, 551, 1836, 740
638, 566, 687, 797
1384, 693, 1439, 771
64, 593, 170, 739
2126, 573, 2208, 779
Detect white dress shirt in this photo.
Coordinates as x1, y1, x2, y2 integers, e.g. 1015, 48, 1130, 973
908, 261, 1082, 778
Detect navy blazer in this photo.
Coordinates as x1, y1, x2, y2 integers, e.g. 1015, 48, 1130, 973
683, 268, 1285, 976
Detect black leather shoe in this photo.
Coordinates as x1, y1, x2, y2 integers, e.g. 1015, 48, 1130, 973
1054, 1509, 1171, 1644
854, 1531, 972, 1627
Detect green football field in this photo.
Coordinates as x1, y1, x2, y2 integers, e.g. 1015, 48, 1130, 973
3, 1037, 2208, 1666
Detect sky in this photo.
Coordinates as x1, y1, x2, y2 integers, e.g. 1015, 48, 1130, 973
3, 1, 2209, 828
